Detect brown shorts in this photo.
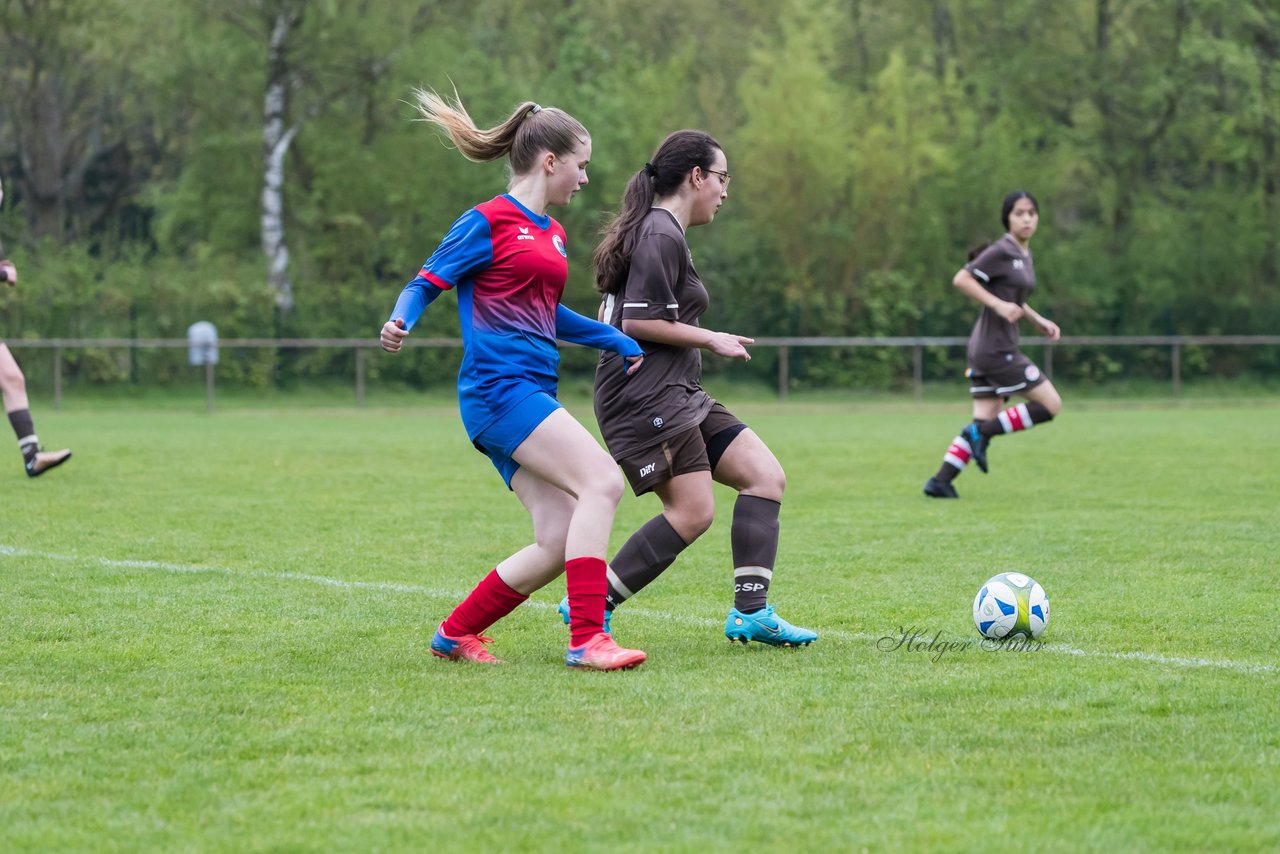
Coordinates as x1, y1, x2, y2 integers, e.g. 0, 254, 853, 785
614, 402, 747, 495
966, 351, 1047, 399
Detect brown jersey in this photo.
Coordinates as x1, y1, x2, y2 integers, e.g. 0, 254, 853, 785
964, 234, 1036, 370
594, 208, 715, 456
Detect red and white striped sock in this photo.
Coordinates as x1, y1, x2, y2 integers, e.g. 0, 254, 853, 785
441, 569, 528, 638
985, 401, 1053, 436
931, 433, 972, 484
943, 433, 973, 472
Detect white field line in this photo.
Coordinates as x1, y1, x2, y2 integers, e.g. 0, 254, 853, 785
3, 545, 1275, 676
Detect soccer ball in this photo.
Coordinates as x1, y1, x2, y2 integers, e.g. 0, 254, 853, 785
972, 572, 1049, 640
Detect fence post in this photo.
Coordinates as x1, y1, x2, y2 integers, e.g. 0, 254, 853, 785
778, 345, 790, 400
913, 344, 923, 401
205, 361, 215, 413
1044, 344, 1053, 379
355, 346, 366, 408
54, 346, 63, 411
1171, 342, 1181, 398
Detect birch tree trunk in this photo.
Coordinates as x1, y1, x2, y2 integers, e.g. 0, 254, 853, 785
261, 5, 301, 314
1253, 2, 1279, 285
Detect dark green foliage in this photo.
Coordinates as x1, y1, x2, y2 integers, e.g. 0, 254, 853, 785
2, 0, 1277, 389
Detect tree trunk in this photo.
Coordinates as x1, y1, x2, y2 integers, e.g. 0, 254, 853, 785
1255, 6, 1279, 284
24, 72, 73, 243
931, 0, 954, 82
261, 6, 300, 314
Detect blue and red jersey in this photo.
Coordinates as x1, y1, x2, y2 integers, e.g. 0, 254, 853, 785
391, 193, 639, 441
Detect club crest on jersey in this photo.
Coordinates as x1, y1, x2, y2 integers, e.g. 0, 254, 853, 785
517, 226, 535, 241
553, 234, 566, 257
652, 417, 664, 429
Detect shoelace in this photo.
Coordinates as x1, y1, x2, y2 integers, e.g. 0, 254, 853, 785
457, 634, 498, 659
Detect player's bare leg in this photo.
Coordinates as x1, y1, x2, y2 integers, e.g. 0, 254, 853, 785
513, 410, 646, 669
1, 344, 72, 478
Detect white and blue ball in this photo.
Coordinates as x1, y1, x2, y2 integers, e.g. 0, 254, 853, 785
972, 572, 1049, 640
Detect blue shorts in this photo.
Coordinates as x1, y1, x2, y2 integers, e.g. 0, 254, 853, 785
471, 391, 563, 489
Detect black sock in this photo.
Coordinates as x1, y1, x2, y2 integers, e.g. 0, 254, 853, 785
8, 409, 38, 465
978, 400, 1055, 437
1025, 401, 1053, 423
731, 495, 780, 613
933, 461, 962, 484
606, 514, 689, 609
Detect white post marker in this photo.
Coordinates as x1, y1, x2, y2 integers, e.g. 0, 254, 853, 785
187, 321, 219, 412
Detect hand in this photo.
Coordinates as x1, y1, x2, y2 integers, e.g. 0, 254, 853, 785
1038, 318, 1061, 341
623, 353, 644, 376
0, 260, 15, 286
380, 318, 409, 352
707, 331, 754, 361
995, 300, 1024, 323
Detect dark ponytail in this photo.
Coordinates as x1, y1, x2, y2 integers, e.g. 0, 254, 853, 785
967, 242, 990, 262
593, 129, 721, 294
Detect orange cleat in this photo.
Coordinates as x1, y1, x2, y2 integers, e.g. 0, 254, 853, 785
565, 632, 646, 671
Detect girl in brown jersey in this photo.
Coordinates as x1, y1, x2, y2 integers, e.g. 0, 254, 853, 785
0, 175, 72, 478
556, 130, 818, 647
923, 191, 1063, 498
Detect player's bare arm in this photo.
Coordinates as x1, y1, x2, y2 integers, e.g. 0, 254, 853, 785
621, 318, 753, 361
953, 268, 1023, 323
1022, 305, 1061, 340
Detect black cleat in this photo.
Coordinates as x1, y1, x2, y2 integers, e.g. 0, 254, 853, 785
923, 477, 959, 499
962, 423, 989, 473
26, 449, 72, 478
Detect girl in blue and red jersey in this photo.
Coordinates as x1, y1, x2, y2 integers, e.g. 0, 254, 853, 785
380, 89, 647, 670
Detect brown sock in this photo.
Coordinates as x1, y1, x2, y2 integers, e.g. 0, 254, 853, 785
731, 495, 780, 613
606, 514, 689, 609
8, 409, 38, 465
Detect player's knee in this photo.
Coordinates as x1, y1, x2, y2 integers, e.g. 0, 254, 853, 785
534, 530, 568, 566
674, 501, 715, 541
587, 458, 625, 507
0, 363, 24, 393
751, 462, 786, 502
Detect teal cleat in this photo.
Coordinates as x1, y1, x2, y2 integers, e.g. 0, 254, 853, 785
725, 605, 818, 647
962, 422, 990, 473
557, 596, 613, 636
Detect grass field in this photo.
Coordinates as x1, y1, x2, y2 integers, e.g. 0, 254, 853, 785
2, 391, 1278, 852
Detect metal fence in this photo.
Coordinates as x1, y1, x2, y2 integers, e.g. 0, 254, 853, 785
8, 335, 1279, 410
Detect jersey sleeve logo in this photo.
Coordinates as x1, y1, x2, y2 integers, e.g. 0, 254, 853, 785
553, 234, 566, 257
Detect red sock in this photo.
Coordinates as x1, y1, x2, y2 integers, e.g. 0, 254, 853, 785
565, 556, 607, 647
441, 569, 528, 638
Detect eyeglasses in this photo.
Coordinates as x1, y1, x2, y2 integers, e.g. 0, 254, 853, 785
706, 169, 731, 187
